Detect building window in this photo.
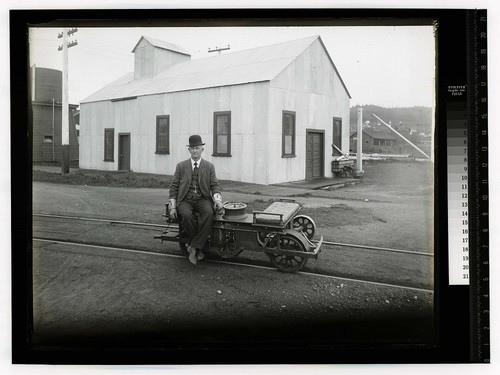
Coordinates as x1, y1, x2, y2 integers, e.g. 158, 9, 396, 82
156, 115, 170, 154
333, 117, 342, 150
213, 111, 231, 156
282, 111, 296, 157
43, 135, 53, 143
104, 128, 114, 161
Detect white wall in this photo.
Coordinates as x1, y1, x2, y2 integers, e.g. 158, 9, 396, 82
79, 82, 270, 184
267, 38, 351, 184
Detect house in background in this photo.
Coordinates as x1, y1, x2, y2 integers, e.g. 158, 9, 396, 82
350, 127, 433, 156
350, 128, 398, 154
31, 66, 79, 165
80, 35, 351, 184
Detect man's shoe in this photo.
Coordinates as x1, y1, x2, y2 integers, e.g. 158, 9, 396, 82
196, 249, 205, 261
187, 245, 198, 265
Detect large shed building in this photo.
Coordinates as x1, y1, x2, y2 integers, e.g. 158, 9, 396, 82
80, 35, 351, 185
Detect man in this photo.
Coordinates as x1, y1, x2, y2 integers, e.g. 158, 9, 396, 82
169, 135, 224, 265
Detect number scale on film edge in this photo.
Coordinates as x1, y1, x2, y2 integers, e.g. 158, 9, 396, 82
468, 9, 489, 363
446, 9, 489, 363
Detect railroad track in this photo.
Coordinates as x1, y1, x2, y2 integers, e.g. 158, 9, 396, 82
33, 212, 434, 257
33, 212, 434, 293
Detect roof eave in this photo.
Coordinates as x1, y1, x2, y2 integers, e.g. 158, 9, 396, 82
316, 36, 351, 99
81, 80, 272, 104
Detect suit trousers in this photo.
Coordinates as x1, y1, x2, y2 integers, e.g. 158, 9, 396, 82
178, 197, 214, 250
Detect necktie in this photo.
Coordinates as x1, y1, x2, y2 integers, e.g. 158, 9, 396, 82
193, 162, 198, 193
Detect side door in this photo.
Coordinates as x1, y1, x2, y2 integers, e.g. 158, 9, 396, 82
306, 130, 325, 179
118, 133, 130, 171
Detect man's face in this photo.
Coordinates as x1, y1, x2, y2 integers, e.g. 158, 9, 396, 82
188, 146, 203, 160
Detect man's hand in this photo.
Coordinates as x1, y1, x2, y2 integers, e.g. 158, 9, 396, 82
214, 200, 224, 213
213, 193, 223, 213
168, 198, 177, 220
169, 208, 178, 220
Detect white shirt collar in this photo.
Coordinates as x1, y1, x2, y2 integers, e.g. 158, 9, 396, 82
191, 158, 202, 169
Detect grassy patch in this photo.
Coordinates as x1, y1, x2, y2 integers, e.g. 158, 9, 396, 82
33, 169, 172, 189
290, 192, 313, 198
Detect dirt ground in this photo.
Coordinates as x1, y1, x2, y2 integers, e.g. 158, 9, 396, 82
222, 160, 434, 252
309, 160, 434, 251
30, 160, 436, 356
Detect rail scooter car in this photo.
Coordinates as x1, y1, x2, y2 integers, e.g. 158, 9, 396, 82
155, 200, 323, 273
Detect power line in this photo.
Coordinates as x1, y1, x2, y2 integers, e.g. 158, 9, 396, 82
76, 45, 132, 62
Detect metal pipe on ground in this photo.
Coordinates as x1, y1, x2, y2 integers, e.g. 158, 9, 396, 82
373, 113, 431, 159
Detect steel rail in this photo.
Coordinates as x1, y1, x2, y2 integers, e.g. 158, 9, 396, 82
33, 212, 167, 228
312, 240, 434, 257
33, 237, 434, 293
34, 212, 433, 257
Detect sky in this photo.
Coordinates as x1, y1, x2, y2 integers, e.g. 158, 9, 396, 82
29, 25, 436, 108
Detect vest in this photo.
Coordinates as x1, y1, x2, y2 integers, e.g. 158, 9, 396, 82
188, 162, 201, 197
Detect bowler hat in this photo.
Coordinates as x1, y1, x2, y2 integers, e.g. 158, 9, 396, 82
187, 135, 205, 147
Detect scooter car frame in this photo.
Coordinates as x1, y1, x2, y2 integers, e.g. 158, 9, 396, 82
154, 200, 323, 273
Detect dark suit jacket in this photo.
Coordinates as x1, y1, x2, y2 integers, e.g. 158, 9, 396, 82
169, 159, 222, 204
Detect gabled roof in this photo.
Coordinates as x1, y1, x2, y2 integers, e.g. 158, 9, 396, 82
82, 35, 349, 103
362, 128, 397, 140
131, 35, 191, 56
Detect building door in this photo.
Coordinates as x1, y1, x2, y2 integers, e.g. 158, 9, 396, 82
118, 133, 130, 171
306, 130, 324, 179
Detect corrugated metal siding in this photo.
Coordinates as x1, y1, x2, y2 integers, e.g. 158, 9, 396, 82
33, 103, 79, 163
267, 39, 350, 184
32, 104, 57, 163
80, 82, 270, 183
134, 40, 155, 79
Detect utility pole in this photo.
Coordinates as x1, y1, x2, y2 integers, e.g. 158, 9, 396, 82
52, 98, 55, 162
208, 45, 230, 55
57, 27, 78, 174
357, 107, 363, 173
